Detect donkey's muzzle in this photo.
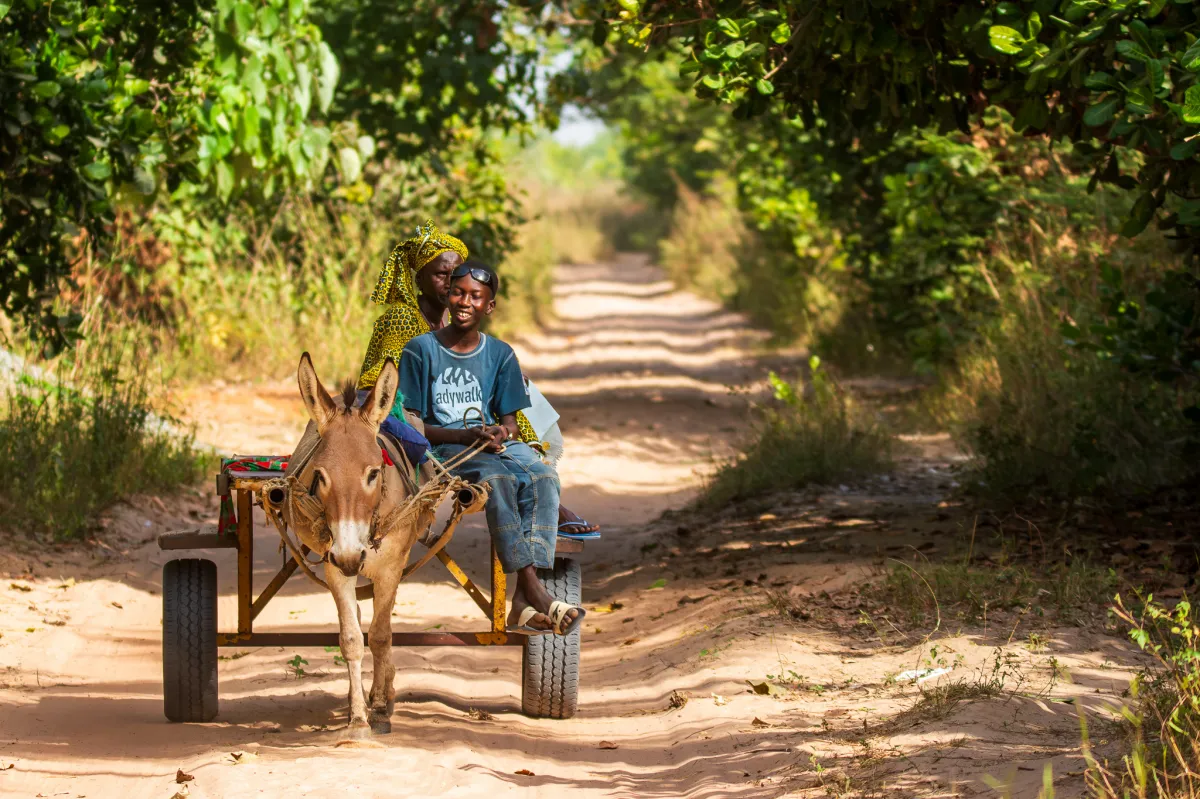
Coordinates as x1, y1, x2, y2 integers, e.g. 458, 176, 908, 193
329, 548, 366, 577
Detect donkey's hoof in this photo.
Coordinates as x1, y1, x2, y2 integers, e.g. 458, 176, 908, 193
369, 716, 392, 735
342, 720, 372, 740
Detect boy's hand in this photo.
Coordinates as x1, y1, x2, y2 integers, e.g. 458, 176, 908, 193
463, 425, 507, 452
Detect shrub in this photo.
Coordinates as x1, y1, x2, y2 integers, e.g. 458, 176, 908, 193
700, 357, 891, 507
1085, 594, 1200, 798
0, 350, 209, 539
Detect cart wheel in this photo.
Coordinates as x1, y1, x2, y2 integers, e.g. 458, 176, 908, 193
522, 557, 581, 719
163, 558, 218, 722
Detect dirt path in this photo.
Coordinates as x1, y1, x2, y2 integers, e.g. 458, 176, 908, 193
0, 256, 1140, 798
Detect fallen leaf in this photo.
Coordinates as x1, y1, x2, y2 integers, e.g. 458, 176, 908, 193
598, 740, 619, 750
592, 601, 623, 613
758, 513, 777, 521
752, 717, 770, 727
468, 708, 494, 721
712, 694, 728, 706
648, 578, 667, 589
514, 769, 536, 776
24, 628, 35, 633
57, 578, 75, 590
175, 769, 194, 784
111, 601, 123, 610
824, 708, 848, 717
228, 751, 258, 764
622, 637, 639, 646
9, 583, 31, 592
0, 763, 13, 771
746, 680, 784, 696
42, 619, 65, 627
296, 724, 326, 732
668, 691, 689, 710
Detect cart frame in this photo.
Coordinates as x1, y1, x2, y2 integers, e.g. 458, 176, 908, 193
158, 467, 584, 649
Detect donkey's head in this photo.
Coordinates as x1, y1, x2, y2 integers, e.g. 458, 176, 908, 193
296, 352, 399, 577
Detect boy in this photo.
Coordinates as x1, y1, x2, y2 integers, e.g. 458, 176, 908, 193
397, 261, 585, 636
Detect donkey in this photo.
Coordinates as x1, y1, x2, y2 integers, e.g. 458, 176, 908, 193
293, 352, 417, 735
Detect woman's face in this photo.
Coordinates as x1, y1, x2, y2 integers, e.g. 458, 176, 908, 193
416, 251, 463, 306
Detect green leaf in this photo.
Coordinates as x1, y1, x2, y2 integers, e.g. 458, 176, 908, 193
215, 160, 234, 202
701, 74, 725, 90
257, 5, 280, 37
1182, 39, 1200, 71
81, 161, 111, 181
1116, 39, 1148, 62
1182, 85, 1200, 123
293, 62, 312, 118
32, 81, 61, 99
1147, 59, 1165, 94
44, 124, 70, 145
1083, 95, 1119, 126
1084, 71, 1116, 90
243, 55, 266, 105
591, 19, 609, 47
1121, 191, 1157, 237
233, 2, 253, 34
1126, 86, 1154, 115
316, 42, 339, 115
337, 147, 361, 183
1026, 11, 1042, 39
1170, 139, 1200, 160
679, 60, 702, 75
356, 134, 375, 160
717, 18, 741, 39
988, 26, 1026, 55
0, 3, 10, 21
771, 23, 790, 43
725, 40, 746, 59
743, 42, 766, 59
650, 578, 667, 589
756, 78, 775, 95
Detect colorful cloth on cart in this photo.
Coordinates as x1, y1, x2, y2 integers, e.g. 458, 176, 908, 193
217, 456, 289, 536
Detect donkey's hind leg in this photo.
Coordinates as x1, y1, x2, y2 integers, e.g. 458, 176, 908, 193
367, 569, 401, 733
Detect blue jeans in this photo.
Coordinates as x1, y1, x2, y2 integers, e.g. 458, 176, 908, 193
434, 441, 559, 572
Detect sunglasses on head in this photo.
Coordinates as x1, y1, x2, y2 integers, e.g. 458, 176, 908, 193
450, 265, 496, 290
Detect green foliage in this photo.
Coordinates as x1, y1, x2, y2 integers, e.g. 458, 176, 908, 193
944, 253, 1200, 503
0, 350, 208, 539
0, 0, 209, 344
700, 357, 891, 507
1089, 594, 1200, 797
595, 1, 1200, 254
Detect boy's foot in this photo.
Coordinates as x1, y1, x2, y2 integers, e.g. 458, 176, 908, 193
508, 577, 582, 634
558, 506, 599, 534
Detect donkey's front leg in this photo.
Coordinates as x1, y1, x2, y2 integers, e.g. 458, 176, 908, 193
325, 564, 369, 736
366, 569, 401, 733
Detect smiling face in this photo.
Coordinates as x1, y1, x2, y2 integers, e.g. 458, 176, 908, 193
446, 274, 495, 331
416, 251, 463, 308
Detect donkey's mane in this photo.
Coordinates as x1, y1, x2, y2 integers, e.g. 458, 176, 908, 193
339, 380, 358, 412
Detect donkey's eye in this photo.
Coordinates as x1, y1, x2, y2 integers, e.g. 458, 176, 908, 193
366, 468, 381, 486
310, 470, 326, 495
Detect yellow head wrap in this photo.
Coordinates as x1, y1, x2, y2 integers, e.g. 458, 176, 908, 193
357, 219, 470, 390
369, 218, 470, 307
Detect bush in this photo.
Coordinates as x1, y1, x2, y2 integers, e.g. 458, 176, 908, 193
1085, 594, 1200, 798
0, 351, 208, 539
700, 357, 891, 507
943, 260, 1200, 504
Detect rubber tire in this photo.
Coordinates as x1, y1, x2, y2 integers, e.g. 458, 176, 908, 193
521, 557, 581, 719
163, 558, 218, 722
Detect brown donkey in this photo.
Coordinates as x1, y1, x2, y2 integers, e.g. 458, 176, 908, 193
294, 352, 417, 735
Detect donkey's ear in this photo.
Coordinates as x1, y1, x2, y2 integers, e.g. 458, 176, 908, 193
361, 357, 399, 430
297, 352, 337, 434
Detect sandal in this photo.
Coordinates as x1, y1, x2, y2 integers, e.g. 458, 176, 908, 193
548, 600, 586, 637
558, 521, 601, 539
506, 605, 551, 636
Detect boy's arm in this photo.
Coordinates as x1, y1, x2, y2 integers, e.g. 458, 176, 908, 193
423, 423, 505, 450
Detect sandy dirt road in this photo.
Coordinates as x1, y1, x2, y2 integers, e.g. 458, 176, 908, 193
0, 256, 1139, 798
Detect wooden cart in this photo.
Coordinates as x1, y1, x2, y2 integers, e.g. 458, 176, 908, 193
158, 462, 583, 724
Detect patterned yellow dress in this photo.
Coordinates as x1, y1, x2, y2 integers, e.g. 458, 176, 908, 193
357, 219, 540, 446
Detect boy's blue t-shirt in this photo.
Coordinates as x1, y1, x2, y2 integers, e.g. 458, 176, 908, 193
398, 332, 530, 430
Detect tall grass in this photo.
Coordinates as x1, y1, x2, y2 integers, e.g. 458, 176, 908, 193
939, 218, 1199, 503
0, 349, 208, 539
701, 357, 892, 507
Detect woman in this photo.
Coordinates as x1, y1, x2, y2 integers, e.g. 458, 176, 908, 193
357, 220, 599, 535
